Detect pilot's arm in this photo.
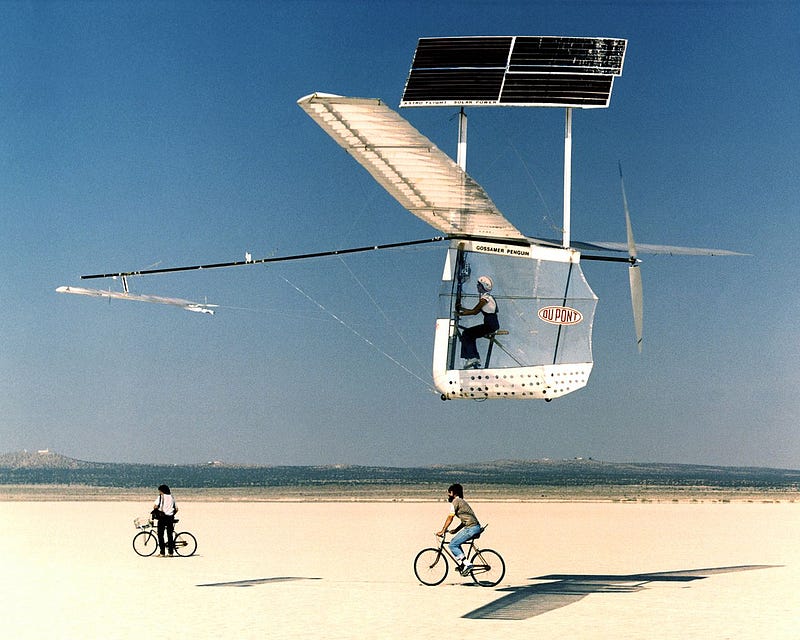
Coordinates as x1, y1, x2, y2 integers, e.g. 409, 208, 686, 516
458, 297, 487, 317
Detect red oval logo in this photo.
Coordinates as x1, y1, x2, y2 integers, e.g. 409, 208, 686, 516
538, 306, 583, 326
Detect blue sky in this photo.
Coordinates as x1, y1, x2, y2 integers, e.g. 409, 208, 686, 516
1, 0, 798, 467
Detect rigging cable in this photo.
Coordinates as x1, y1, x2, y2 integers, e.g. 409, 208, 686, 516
507, 140, 562, 237
278, 274, 438, 395
336, 256, 429, 375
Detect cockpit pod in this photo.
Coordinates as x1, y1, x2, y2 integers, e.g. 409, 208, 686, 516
433, 239, 597, 400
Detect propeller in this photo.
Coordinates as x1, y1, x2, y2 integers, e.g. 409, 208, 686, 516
619, 162, 643, 353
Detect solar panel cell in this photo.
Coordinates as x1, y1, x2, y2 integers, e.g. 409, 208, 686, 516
402, 69, 504, 103
501, 74, 614, 107
410, 36, 512, 69
510, 36, 625, 75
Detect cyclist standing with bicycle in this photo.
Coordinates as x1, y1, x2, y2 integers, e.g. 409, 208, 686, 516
436, 483, 481, 575
152, 484, 178, 557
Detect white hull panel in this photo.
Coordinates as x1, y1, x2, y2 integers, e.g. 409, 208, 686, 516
433, 362, 593, 400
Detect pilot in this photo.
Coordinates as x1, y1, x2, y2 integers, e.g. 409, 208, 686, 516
457, 275, 499, 369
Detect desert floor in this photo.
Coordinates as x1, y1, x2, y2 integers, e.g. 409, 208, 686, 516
2, 498, 799, 639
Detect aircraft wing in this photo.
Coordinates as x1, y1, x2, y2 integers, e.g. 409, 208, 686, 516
298, 93, 526, 241
56, 286, 216, 315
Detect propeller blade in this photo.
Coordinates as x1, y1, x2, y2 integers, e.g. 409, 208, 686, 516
620, 162, 643, 352
619, 162, 637, 260
629, 263, 643, 353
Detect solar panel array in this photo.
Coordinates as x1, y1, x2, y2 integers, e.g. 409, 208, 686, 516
401, 36, 627, 108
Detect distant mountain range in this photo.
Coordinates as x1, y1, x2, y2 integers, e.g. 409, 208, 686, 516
2, 450, 799, 490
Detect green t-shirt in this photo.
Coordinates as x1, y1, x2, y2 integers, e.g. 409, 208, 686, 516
450, 496, 479, 528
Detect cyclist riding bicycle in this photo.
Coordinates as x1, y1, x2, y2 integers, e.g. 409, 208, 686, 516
436, 483, 481, 575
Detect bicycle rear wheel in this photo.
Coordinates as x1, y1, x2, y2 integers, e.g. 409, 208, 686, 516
173, 531, 197, 556
470, 548, 505, 586
132, 531, 158, 557
414, 548, 448, 586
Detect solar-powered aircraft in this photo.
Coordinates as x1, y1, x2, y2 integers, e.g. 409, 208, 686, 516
59, 36, 744, 401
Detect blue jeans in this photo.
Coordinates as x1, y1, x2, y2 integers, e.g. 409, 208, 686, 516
449, 524, 482, 562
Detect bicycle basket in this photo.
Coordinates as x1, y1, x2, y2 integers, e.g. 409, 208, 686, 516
134, 517, 152, 529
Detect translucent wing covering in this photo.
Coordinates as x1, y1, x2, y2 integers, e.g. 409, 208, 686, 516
297, 93, 526, 241
432, 241, 597, 400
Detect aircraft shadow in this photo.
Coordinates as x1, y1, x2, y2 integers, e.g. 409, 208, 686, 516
463, 565, 778, 620
197, 577, 322, 587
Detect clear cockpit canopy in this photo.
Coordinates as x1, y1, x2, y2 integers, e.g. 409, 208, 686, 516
439, 241, 597, 370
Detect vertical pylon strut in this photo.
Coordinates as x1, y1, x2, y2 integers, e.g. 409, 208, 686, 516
457, 107, 468, 171
562, 107, 572, 248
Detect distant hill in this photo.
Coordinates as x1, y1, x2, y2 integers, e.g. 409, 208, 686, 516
0, 450, 100, 469
1, 451, 799, 491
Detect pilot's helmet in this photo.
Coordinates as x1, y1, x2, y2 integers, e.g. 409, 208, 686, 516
477, 275, 493, 292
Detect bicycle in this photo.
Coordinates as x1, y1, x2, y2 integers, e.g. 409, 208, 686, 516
132, 516, 197, 557
413, 524, 505, 587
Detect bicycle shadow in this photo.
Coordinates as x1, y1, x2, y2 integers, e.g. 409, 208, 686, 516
462, 565, 778, 620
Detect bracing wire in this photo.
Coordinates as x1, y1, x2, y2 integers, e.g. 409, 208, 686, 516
474, 133, 561, 238
336, 256, 429, 375
278, 274, 438, 395
507, 140, 563, 237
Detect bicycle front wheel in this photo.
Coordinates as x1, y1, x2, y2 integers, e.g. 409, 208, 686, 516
132, 531, 158, 557
470, 548, 505, 586
414, 548, 448, 586
173, 531, 197, 556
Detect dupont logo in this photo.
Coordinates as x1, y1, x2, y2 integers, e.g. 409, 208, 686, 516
538, 306, 583, 326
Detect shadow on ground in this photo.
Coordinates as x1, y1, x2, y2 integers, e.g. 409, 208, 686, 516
197, 577, 321, 587
463, 565, 779, 620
